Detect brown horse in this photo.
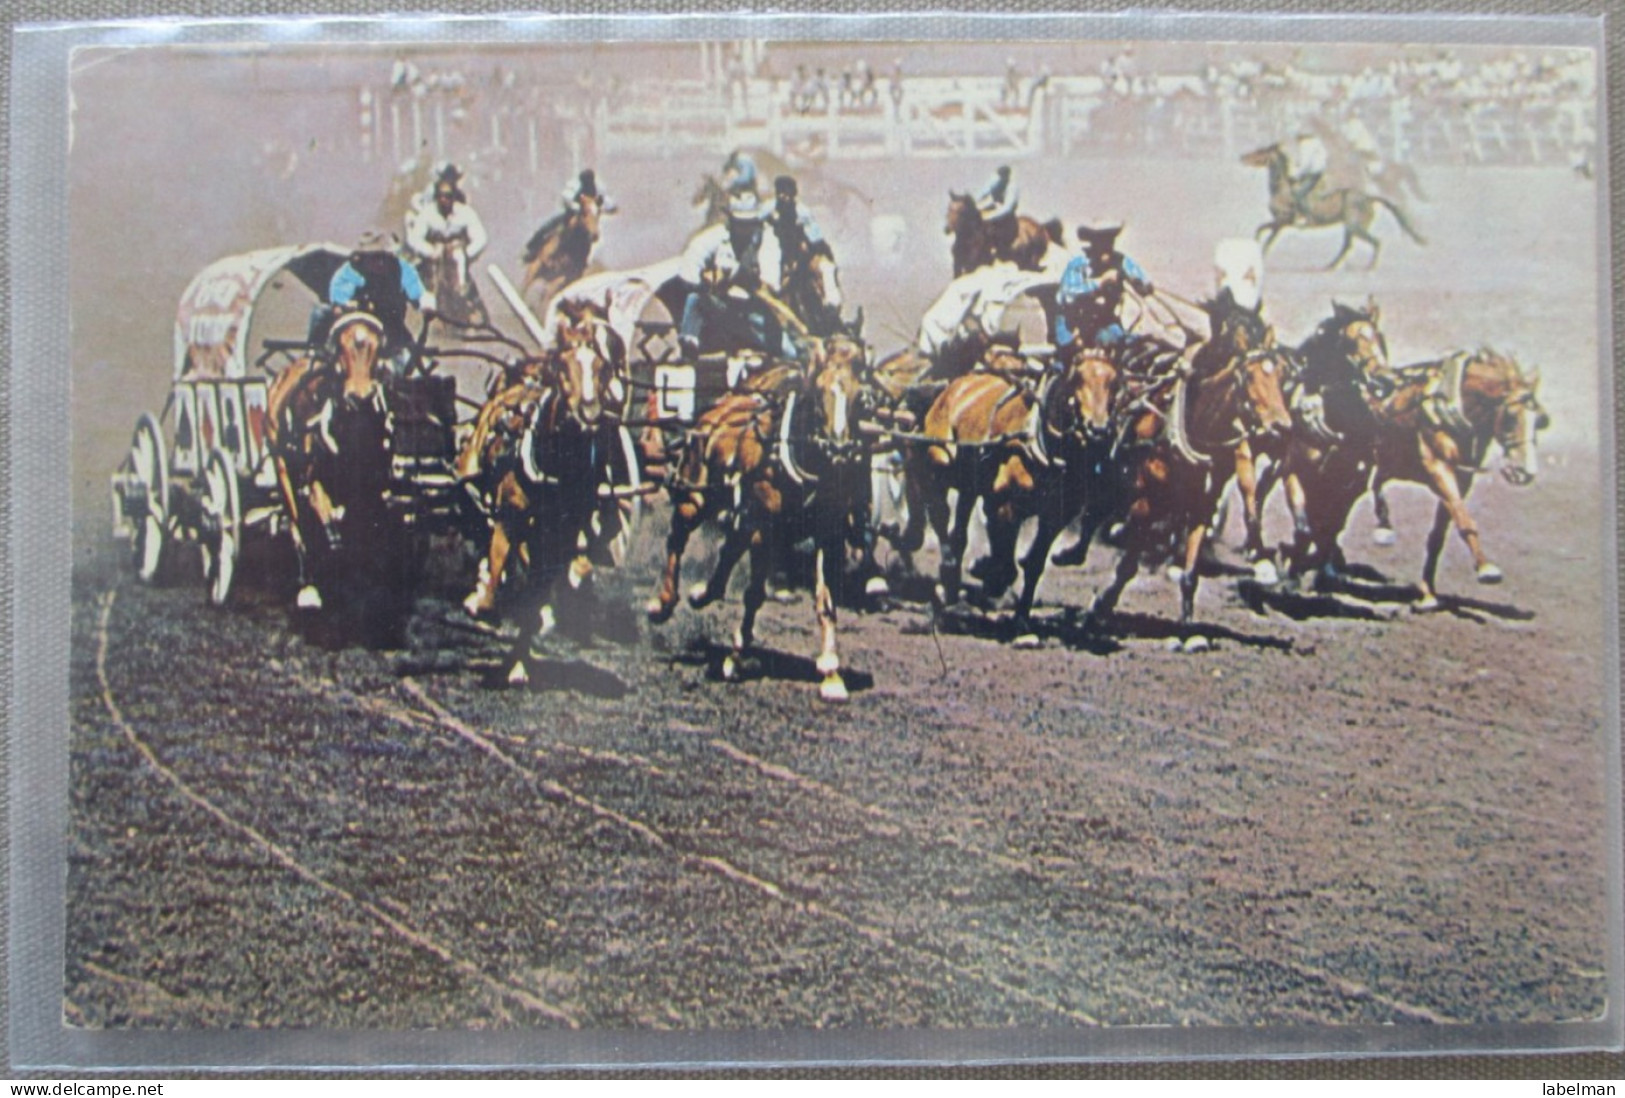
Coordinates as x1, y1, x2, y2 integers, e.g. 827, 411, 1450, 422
265, 310, 398, 614
417, 242, 489, 330
779, 241, 846, 338
455, 298, 631, 684
1296, 349, 1547, 609
1233, 300, 1390, 580
909, 345, 1120, 643
1241, 144, 1425, 270
1066, 339, 1295, 637
944, 192, 1061, 277
520, 193, 604, 314
1247, 301, 1396, 588
646, 335, 869, 702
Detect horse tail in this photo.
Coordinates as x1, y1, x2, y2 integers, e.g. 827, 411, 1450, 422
1375, 196, 1426, 246
1043, 218, 1064, 245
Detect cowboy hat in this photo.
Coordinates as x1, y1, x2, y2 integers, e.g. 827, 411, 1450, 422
1075, 224, 1123, 249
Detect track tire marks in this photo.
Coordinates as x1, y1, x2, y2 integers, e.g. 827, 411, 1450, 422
93, 590, 580, 1028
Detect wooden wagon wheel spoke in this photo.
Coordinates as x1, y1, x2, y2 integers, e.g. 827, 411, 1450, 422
199, 447, 242, 607
128, 413, 169, 584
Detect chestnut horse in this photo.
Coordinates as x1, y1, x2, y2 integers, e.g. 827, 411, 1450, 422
1241, 144, 1425, 270
1302, 349, 1547, 609
520, 193, 604, 314
646, 335, 869, 702
1066, 338, 1295, 636
1233, 300, 1390, 579
944, 193, 1062, 277
266, 310, 398, 614
909, 345, 1120, 643
455, 298, 631, 684
779, 241, 846, 338
418, 242, 489, 330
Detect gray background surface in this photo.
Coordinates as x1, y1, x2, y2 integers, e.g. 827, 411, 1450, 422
5, 0, 1625, 1078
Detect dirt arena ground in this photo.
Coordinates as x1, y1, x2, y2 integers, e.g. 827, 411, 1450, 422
64, 49, 1615, 1032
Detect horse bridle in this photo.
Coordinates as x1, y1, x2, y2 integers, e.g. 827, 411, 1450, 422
1044, 354, 1116, 448
1189, 349, 1285, 451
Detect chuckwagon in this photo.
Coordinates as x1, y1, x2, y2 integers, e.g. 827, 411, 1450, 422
110, 243, 467, 606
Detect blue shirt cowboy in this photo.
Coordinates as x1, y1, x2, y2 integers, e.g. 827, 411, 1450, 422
1054, 232, 1153, 349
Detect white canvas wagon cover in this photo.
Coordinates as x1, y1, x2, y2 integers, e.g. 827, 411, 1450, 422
173, 243, 348, 381
916, 264, 1060, 357
546, 257, 686, 350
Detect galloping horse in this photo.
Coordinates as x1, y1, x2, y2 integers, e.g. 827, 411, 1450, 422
520, 193, 604, 313
1305, 350, 1547, 609
1065, 332, 1294, 635
646, 335, 869, 702
265, 310, 398, 614
944, 193, 1062, 276
1253, 302, 1395, 586
1241, 144, 1425, 270
779, 240, 846, 338
455, 298, 631, 684
908, 344, 1120, 643
418, 242, 489, 329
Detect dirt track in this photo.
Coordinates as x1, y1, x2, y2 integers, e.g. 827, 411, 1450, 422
65, 61, 1615, 1033
69, 430, 1612, 1028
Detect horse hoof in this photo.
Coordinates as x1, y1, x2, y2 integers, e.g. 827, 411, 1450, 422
721, 654, 741, 682
506, 661, 530, 687
1252, 559, 1280, 586
296, 585, 323, 611
1371, 527, 1398, 547
1165, 565, 1185, 584
645, 598, 675, 624
1012, 633, 1041, 650
462, 592, 493, 620
864, 576, 890, 599
819, 675, 850, 704
687, 582, 713, 610
1476, 563, 1504, 585
537, 605, 557, 638
1182, 635, 1211, 654
770, 588, 798, 605
1413, 595, 1441, 613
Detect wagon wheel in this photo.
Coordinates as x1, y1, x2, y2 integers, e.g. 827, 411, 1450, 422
608, 424, 644, 567
198, 447, 241, 606
127, 413, 169, 583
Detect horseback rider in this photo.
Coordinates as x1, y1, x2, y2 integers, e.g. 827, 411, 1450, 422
724, 150, 760, 201
404, 165, 489, 319
405, 165, 489, 268
310, 232, 438, 374
524, 168, 614, 262
1284, 130, 1329, 214
767, 175, 827, 283
1054, 225, 1174, 376
974, 164, 1021, 259
677, 190, 795, 363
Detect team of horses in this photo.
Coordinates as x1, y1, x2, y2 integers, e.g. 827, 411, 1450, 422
264, 180, 1547, 701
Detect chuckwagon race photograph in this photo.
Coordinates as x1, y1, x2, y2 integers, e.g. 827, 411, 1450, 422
64, 24, 1619, 1045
